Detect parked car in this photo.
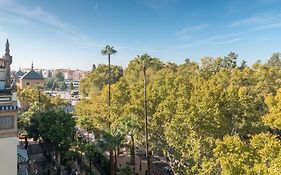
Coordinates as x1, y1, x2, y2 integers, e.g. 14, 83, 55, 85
71, 90, 78, 97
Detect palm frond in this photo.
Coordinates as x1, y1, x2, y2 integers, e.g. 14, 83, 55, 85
101, 45, 117, 56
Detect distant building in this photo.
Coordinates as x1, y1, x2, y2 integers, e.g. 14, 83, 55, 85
19, 63, 44, 89
63, 70, 74, 80
52, 69, 88, 81
15, 68, 25, 79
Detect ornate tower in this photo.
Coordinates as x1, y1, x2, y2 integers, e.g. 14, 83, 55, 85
4, 39, 13, 89
0, 39, 18, 175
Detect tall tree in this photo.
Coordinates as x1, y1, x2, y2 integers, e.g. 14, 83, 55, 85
223, 51, 237, 68
135, 54, 153, 175
101, 45, 117, 175
267, 52, 281, 67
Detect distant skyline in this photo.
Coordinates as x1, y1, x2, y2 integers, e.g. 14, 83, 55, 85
1, 0, 281, 70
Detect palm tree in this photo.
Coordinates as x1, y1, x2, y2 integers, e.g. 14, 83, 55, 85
136, 54, 152, 175
97, 130, 124, 175
101, 45, 117, 175
118, 114, 139, 174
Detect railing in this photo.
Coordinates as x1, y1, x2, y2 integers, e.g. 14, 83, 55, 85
0, 105, 18, 110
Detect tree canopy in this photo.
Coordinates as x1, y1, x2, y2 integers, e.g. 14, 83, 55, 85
79, 64, 123, 97
76, 52, 281, 174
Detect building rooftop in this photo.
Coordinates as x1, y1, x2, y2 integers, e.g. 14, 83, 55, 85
15, 70, 25, 77
21, 69, 43, 80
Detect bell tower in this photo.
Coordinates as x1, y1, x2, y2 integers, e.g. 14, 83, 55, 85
0, 39, 18, 175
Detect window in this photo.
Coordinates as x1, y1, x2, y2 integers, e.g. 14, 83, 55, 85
26, 82, 30, 86
0, 81, 5, 90
36, 82, 40, 85
0, 116, 14, 130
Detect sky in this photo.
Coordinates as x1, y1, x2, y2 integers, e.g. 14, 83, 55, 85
0, 0, 281, 70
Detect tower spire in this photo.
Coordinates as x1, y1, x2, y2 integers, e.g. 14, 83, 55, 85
31, 62, 33, 70
5, 39, 10, 56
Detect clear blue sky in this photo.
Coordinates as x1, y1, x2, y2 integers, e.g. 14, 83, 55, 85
0, 0, 281, 70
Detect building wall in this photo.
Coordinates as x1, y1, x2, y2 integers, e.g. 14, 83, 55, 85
19, 79, 44, 89
0, 102, 18, 175
51, 69, 88, 81
0, 137, 17, 175
0, 110, 18, 138
64, 71, 74, 80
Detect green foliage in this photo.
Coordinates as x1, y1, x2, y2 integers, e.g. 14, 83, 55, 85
57, 81, 67, 90
75, 52, 281, 174
263, 88, 281, 130
44, 78, 53, 89
18, 87, 68, 110
28, 109, 75, 151
117, 165, 133, 175
267, 52, 281, 67
17, 88, 40, 105
75, 98, 96, 131
101, 45, 117, 57
18, 87, 69, 140
54, 72, 65, 82
239, 60, 247, 70
215, 133, 281, 175
47, 70, 52, 78
214, 135, 256, 175
78, 64, 123, 97
44, 72, 66, 90
98, 129, 124, 152
69, 82, 74, 90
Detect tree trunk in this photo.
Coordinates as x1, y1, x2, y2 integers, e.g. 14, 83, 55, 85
110, 150, 114, 175
89, 158, 92, 175
130, 135, 135, 174
57, 151, 61, 174
144, 66, 151, 175
24, 135, 28, 149
114, 149, 117, 175
108, 54, 111, 121
108, 54, 114, 175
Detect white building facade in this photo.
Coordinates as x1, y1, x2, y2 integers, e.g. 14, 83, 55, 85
0, 40, 18, 175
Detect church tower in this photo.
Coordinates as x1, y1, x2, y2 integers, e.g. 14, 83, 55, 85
0, 39, 18, 175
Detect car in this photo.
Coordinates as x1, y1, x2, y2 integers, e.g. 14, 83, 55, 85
71, 90, 79, 97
